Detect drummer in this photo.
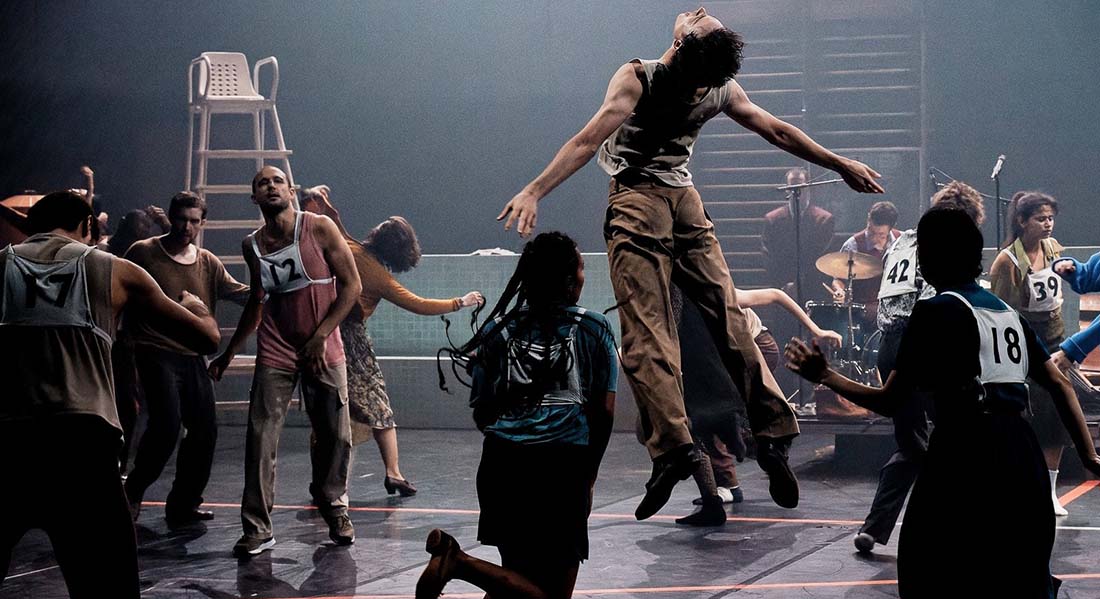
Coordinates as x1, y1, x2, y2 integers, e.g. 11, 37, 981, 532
830, 201, 901, 325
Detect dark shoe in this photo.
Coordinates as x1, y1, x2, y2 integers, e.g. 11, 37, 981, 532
676, 496, 727, 527
326, 514, 355, 546
756, 437, 799, 509
853, 532, 876, 554
233, 535, 275, 558
416, 529, 459, 599
166, 508, 215, 527
635, 444, 700, 521
384, 476, 418, 497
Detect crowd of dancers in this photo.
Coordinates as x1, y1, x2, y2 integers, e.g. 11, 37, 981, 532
2, 7, 1099, 599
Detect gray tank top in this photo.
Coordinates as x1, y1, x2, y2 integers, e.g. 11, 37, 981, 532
0, 234, 119, 430
597, 59, 732, 187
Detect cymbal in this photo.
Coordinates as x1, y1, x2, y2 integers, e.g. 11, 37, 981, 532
815, 251, 883, 280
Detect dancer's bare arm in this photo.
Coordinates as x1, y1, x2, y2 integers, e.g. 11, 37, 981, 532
299, 215, 362, 375
723, 80, 884, 194
499, 63, 643, 237
113, 259, 220, 355
1031, 360, 1100, 476
785, 338, 897, 415
208, 239, 265, 381
738, 288, 842, 346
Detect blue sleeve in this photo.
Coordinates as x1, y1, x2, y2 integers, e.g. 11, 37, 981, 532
1061, 315, 1100, 363
582, 313, 619, 394
1058, 252, 1100, 294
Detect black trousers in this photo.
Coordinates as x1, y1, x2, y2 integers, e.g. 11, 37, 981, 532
124, 345, 217, 513
0, 417, 139, 599
861, 328, 932, 544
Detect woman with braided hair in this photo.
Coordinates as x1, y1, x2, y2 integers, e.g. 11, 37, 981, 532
417, 231, 619, 599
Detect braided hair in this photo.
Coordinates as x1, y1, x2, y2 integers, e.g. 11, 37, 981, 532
437, 232, 615, 428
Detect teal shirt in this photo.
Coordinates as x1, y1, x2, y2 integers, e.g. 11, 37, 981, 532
472, 306, 618, 446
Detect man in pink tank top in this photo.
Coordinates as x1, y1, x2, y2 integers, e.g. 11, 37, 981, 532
209, 166, 362, 557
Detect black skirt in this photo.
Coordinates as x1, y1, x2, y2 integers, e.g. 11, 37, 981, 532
477, 434, 592, 565
898, 410, 1055, 598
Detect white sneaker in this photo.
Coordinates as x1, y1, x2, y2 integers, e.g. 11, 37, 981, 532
716, 487, 734, 503
1053, 495, 1069, 517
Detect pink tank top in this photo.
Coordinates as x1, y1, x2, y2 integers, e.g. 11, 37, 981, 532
255, 211, 345, 370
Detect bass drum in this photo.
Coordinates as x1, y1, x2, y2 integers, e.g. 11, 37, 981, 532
804, 301, 868, 350
858, 328, 884, 387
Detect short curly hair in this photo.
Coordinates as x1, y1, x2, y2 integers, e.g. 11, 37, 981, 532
669, 28, 745, 88
868, 201, 898, 227
362, 216, 421, 274
930, 181, 985, 226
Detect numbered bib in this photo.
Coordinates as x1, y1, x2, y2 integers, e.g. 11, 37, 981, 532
1026, 267, 1062, 312
250, 212, 333, 300
1, 244, 110, 342
878, 236, 918, 299
942, 291, 1028, 385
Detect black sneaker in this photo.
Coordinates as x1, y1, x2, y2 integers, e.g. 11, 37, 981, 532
635, 444, 700, 520
326, 514, 355, 546
675, 496, 727, 527
233, 535, 275, 558
757, 437, 799, 508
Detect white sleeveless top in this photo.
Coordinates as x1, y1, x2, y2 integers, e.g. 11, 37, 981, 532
1000, 248, 1063, 313
942, 291, 1029, 385
250, 211, 334, 301
878, 231, 920, 300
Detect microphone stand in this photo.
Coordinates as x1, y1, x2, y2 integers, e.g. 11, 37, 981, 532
775, 177, 844, 407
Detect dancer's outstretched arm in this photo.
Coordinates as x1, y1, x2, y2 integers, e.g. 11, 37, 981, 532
737, 288, 842, 347
499, 63, 643, 236
723, 80, 883, 194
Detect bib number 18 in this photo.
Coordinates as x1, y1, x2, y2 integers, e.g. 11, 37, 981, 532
990, 326, 1022, 364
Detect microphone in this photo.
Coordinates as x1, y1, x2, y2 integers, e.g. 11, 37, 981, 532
990, 154, 1006, 180
928, 167, 938, 184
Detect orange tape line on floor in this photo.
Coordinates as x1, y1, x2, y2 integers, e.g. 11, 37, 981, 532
140, 501, 862, 526
1059, 480, 1100, 506
252, 574, 1100, 599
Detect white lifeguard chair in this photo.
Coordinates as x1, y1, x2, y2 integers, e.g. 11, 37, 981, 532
185, 52, 295, 228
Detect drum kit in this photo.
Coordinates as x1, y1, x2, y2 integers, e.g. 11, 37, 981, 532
808, 249, 883, 387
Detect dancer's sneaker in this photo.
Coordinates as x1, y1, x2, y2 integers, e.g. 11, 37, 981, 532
1053, 494, 1069, 517
676, 496, 727, 527
233, 535, 275, 558
756, 437, 799, 508
853, 532, 876, 554
326, 514, 356, 545
635, 444, 700, 520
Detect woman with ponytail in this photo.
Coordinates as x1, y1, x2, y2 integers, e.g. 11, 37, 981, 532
301, 186, 483, 498
989, 191, 1071, 516
418, 232, 619, 599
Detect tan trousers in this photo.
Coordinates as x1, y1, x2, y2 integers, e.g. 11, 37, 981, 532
241, 363, 352, 539
604, 177, 799, 459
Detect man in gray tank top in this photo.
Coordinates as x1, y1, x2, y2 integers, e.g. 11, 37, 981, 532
0, 191, 221, 599
498, 8, 884, 520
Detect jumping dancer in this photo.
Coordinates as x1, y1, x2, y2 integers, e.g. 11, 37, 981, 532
498, 6, 883, 519
209, 166, 363, 556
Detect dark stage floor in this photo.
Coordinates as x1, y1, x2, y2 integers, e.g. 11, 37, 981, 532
4, 427, 1100, 598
